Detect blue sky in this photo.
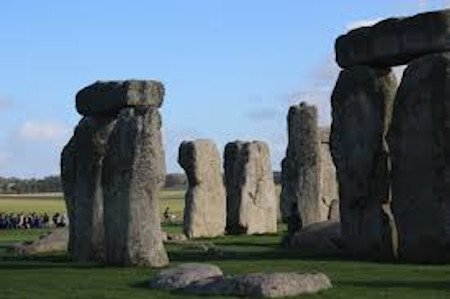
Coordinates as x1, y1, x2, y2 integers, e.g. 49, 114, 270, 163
0, 0, 447, 177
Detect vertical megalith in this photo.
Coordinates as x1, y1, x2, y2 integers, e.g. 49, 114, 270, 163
178, 139, 226, 238
62, 80, 169, 267
224, 141, 277, 235
61, 116, 116, 262
281, 103, 338, 234
102, 106, 168, 267
388, 53, 450, 263
330, 66, 397, 259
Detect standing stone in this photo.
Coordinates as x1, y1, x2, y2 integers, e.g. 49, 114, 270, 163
61, 116, 116, 262
330, 66, 397, 260
224, 141, 277, 235
388, 53, 450, 263
178, 140, 226, 238
102, 107, 168, 267
281, 104, 339, 233
319, 128, 340, 222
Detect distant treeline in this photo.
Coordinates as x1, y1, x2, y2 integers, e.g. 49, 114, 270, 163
0, 171, 281, 194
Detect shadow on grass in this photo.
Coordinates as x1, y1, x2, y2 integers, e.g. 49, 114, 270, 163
340, 280, 450, 291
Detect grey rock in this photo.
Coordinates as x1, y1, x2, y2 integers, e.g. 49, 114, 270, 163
319, 128, 340, 222
224, 141, 277, 235
102, 107, 168, 267
149, 263, 223, 290
281, 104, 339, 233
76, 80, 164, 116
13, 228, 68, 255
388, 53, 450, 263
336, 9, 450, 68
61, 116, 116, 262
178, 140, 226, 238
183, 272, 332, 298
283, 221, 342, 256
331, 66, 397, 260
328, 199, 340, 222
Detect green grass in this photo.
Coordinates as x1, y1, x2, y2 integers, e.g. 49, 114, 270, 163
0, 189, 186, 217
1, 190, 450, 298
0, 227, 450, 298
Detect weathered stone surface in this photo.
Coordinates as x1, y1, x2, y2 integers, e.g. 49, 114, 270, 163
102, 107, 168, 267
178, 140, 226, 238
61, 116, 116, 262
76, 80, 164, 116
281, 104, 339, 233
331, 66, 397, 260
13, 228, 68, 255
319, 128, 340, 222
149, 263, 223, 290
336, 9, 450, 67
224, 141, 277, 235
282, 221, 342, 256
183, 272, 332, 298
388, 53, 450, 263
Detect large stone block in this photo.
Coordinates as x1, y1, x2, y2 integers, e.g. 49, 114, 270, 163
102, 107, 168, 267
61, 116, 116, 262
224, 141, 277, 235
178, 139, 226, 238
388, 53, 450, 263
76, 80, 164, 116
336, 9, 450, 68
330, 66, 397, 260
281, 104, 339, 233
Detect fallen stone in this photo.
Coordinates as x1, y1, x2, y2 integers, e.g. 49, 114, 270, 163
149, 263, 223, 290
76, 80, 164, 116
13, 228, 68, 255
388, 53, 450, 263
102, 107, 168, 267
178, 139, 226, 238
331, 66, 397, 260
183, 272, 332, 298
282, 221, 342, 256
336, 9, 450, 67
224, 141, 277, 235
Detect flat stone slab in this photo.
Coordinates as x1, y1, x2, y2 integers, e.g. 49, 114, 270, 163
150, 263, 332, 298
13, 228, 68, 255
183, 272, 332, 298
336, 9, 450, 67
149, 263, 223, 290
76, 80, 164, 116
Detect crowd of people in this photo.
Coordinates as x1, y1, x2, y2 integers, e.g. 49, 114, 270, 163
0, 212, 67, 229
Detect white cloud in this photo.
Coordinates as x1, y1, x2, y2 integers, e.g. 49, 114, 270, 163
18, 120, 71, 143
346, 18, 382, 31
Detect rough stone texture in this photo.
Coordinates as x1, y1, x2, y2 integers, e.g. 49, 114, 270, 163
281, 104, 339, 233
224, 141, 277, 235
76, 80, 164, 116
388, 53, 450, 263
282, 221, 342, 256
61, 116, 116, 262
183, 272, 332, 298
319, 128, 340, 222
336, 9, 450, 68
102, 107, 168, 267
331, 66, 397, 260
149, 263, 223, 290
13, 228, 68, 255
178, 140, 226, 238
328, 200, 340, 222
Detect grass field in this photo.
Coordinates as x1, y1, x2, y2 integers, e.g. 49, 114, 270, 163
0, 189, 186, 217
1, 192, 450, 298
